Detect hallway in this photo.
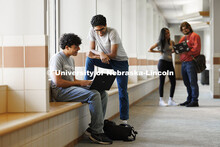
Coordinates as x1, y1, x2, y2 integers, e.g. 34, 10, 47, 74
76, 80, 220, 147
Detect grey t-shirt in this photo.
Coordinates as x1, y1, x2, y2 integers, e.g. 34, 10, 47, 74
157, 41, 173, 62
49, 51, 75, 88
89, 27, 128, 61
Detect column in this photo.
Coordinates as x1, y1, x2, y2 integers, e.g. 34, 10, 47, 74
211, 0, 220, 98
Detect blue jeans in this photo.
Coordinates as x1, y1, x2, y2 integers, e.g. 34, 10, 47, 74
181, 61, 199, 102
51, 86, 108, 134
84, 57, 129, 120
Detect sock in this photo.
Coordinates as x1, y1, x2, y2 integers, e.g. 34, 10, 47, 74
160, 97, 164, 101
169, 97, 173, 101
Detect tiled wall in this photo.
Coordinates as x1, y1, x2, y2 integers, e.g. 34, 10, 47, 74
0, 35, 49, 112
0, 86, 7, 114
72, 53, 157, 87
0, 77, 159, 147
0, 106, 90, 147
213, 59, 220, 98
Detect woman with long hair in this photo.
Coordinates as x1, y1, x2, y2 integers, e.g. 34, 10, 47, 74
149, 28, 177, 106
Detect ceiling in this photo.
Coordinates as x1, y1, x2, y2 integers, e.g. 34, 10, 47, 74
153, 0, 209, 25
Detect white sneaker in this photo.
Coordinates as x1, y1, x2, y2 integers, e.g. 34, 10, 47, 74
168, 99, 178, 106
159, 100, 168, 107
121, 120, 128, 124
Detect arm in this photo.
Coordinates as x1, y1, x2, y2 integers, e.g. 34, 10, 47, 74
87, 41, 110, 64
52, 72, 92, 88
87, 41, 101, 59
106, 44, 117, 59
187, 34, 201, 56
149, 43, 160, 53
88, 43, 117, 62
179, 36, 188, 55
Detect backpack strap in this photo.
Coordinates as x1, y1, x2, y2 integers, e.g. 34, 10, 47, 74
131, 127, 138, 140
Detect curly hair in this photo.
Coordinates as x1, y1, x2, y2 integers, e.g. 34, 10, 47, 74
91, 14, 106, 27
59, 33, 82, 49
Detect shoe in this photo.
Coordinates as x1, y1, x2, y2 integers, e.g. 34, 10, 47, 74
186, 101, 199, 107
85, 127, 93, 136
159, 100, 168, 107
168, 99, 178, 106
179, 101, 190, 106
89, 133, 113, 145
121, 120, 128, 124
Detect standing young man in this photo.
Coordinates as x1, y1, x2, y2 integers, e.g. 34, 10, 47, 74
85, 14, 129, 124
50, 33, 112, 144
179, 22, 201, 107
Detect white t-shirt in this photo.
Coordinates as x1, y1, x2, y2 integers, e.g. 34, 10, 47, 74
89, 27, 128, 61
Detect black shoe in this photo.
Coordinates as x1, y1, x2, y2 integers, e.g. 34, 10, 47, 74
179, 101, 190, 106
89, 133, 113, 145
85, 127, 93, 136
186, 101, 199, 107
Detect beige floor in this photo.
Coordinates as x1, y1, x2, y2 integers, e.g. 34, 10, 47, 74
76, 80, 220, 147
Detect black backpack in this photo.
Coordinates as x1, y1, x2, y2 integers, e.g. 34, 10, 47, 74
103, 119, 138, 141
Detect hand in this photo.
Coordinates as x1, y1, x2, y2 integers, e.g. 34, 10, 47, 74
86, 51, 100, 59
180, 52, 187, 55
80, 80, 92, 86
100, 52, 110, 64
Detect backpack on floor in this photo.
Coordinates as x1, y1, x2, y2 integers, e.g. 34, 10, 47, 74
103, 119, 138, 141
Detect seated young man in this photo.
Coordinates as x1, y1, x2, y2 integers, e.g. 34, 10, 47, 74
49, 33, 112, 145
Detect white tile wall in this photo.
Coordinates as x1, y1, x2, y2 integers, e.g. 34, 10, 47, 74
129, 66, 138, 83
9, 131, 18, 147
43, 120, 49, 136
46, 68, 49, 90
25, 126, 33, 145
0, 36, 2, 45
2, 134, 10, 147
0, 69, 3, 84
25, 90, 48, 112
138, 66, 148, 80
0, 136, 2, 147
25, 68, 47, 90
3, 68, 24, 91
3, 36, 24, 47
75, 67, 85, 80
0, 86, 7, 113
24, 35, 47, 46
0, 77, 159, 147
213, 53, 220, 57
43, 134, 49, 147
106, 94, 119, 119
18, 128, 26, 146
8, 90, 25, 112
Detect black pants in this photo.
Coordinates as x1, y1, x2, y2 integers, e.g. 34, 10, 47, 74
158, 59, 176, 97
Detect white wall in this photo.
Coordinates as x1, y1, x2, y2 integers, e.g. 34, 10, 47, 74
204, 29, 211, 69
0, 0, 46, 35
97, 0, 122, 38
122, 0, 137, 57
136, 0, 147, 59
60, 0, 96, 52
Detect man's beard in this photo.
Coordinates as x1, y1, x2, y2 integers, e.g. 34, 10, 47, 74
184, 31, 190, 35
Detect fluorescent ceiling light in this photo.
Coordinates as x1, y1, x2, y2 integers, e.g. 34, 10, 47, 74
178, 11, 209, 21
